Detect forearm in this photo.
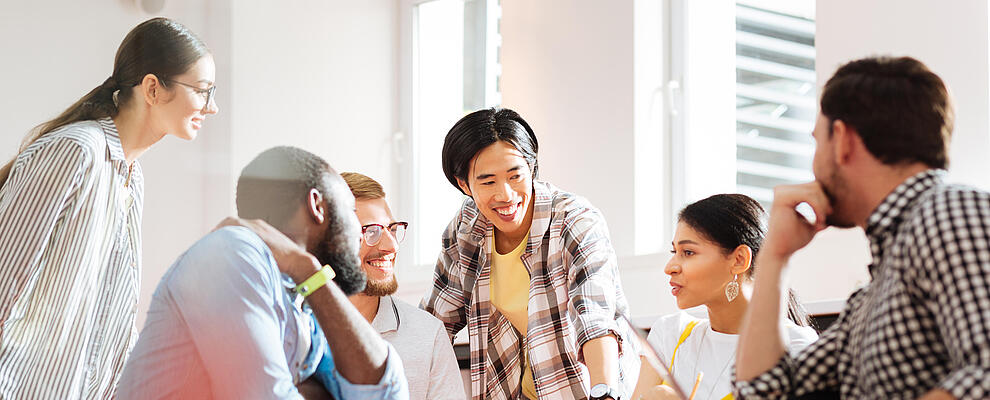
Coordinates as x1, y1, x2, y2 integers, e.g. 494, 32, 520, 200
289, 256, 389, 385
582, 334, 620, 387
736, 254, 788, 381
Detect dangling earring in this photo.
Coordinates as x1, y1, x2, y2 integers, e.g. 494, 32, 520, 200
725, 274, 740, 302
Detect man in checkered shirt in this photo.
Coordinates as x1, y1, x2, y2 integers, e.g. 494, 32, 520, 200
733, 56, 990, 399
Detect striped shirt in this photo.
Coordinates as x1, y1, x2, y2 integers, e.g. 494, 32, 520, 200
421, 181, 640, 400
0, 118, 143, 399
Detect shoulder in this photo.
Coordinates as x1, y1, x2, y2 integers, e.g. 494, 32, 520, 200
912, 183, 990, 223
393, 296, 447, 332
32, 121, 106, 157
543, 182, 601, 221
17, 121, 106, 167
175, 226, 276, 281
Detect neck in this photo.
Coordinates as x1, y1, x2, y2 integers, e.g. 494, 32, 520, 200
348, 293, 380, 323
112, 107, 166, 165
706, 286, 750, 334
851, 163, 931, 228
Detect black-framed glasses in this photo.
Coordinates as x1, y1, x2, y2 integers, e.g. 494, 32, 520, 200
167, 80, 216, 112
361, 222, 408, 246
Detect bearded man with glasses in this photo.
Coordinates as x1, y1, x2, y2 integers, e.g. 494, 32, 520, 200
339, 172, 466, 400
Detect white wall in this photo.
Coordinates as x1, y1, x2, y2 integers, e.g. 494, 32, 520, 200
0, 0, 398, 327
500, 0, 637, 259
228, 1, 398, 196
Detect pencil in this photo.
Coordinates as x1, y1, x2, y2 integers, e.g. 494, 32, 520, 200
689, 372, 703, 400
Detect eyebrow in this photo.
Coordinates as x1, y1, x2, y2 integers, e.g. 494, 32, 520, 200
474, 165, 525, 181
196, 79, 215, 86
676, 240, 699, 245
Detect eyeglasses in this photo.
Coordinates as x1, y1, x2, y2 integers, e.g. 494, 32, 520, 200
361, 222, 408, 246
167, 80, 216, 112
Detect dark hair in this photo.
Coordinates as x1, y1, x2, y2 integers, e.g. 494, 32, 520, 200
236, 146, 336, 228
679, 194, 811, 327
441, 107, 539, 195
821, 56, 953, 169
0, 17, 210, 188
236, 146, 366, 296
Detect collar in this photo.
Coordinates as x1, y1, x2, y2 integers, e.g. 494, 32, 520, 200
371, 295, 399, 334
863, 169, 945, 274
97, 117, 126, 162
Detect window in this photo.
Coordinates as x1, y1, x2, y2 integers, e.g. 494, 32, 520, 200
402, 0, 502, 268
734, 0, 816, 207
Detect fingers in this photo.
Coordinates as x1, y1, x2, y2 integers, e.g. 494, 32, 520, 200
772, 182, 832, 229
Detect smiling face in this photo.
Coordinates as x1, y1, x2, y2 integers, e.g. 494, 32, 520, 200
664, 222, 741, 309
356, 198, 399, 296
457, 140, 534, 239
156, 55, 218, 140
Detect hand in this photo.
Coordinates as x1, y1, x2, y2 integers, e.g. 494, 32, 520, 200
637, 385, 681, 400
214, 217, 320, 281
761, 182, 832, 265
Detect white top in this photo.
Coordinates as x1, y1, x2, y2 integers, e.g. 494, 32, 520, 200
373, 295, 466, 399
646, 312, 818, 400
0, 118, 143, 399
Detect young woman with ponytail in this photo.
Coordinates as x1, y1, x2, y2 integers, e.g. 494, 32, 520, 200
0, 18, 217, 398
631, 194, 818, 400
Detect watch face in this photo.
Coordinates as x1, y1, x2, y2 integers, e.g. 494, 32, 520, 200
590, 383, 609, 397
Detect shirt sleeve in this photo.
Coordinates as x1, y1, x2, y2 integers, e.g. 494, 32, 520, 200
912, 190, 990, 399
420, 209, 470, 340
0, 137, 92, 325
334, 342, 410, 400
733, 289, 862, 399
561, 205, 624, 353
426, 320, 467, 400
168, 228, 303, 399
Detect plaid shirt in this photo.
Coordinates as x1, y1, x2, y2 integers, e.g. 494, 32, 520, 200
733, 169, 990, 399
421, 181, 639, 400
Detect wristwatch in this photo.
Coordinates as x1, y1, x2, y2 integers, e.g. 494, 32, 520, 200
589, 383, 621, 400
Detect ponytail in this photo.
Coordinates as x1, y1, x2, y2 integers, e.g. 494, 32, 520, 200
785, 288, 812, 328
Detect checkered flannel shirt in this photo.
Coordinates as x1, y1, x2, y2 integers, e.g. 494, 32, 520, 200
421, 181, 639, 400
733, 169, 990, 399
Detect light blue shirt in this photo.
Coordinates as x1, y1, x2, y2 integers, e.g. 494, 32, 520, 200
117, 226, 408, 399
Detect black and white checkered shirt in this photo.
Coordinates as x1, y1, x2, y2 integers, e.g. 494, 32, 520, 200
733, 169, 990, 399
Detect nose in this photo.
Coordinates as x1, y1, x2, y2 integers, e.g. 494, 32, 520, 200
378, 227, 399, 253
664, 256, 680, 276
204, 98, 219, 114
494, 182, 512, 202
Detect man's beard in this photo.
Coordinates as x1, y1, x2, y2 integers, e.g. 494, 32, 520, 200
312, 223, 366, 296
821, 168, 856, 229
364, 274, 398, 297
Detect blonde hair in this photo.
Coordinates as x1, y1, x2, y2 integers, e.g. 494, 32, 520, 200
341, 172, 385, 200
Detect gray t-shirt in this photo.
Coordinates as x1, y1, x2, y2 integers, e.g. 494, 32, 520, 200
373, 295, 465, 399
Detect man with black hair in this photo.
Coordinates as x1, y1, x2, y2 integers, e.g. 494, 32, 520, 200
735, 57, 990, 399
117, 146, 408, 399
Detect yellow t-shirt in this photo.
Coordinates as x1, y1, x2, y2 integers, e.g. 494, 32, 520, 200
490, 235, 537, 400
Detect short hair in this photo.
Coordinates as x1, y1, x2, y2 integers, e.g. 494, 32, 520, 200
821, 56, 953, 169
341, 172, 385, 200
236, 146, 335, 228
441, 107, 539, 195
